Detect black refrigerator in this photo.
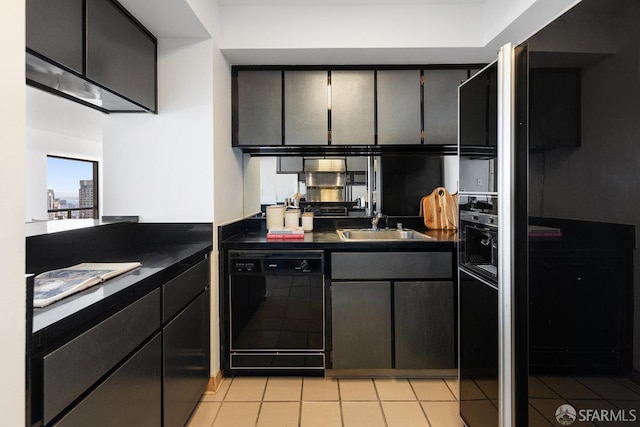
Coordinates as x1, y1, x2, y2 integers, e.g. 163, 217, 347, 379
511, 0, 640, 425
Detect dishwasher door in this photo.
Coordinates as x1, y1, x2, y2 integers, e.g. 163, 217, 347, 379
227, 251, 325, 372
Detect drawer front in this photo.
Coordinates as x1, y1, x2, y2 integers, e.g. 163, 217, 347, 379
331, 252, 452, 280
163, 290, 210, 427
54, 333, 162, 427
163, 258, 210, 322
43, 289, 161, 424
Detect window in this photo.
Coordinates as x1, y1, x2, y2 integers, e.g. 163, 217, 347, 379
47, 156, 98, 220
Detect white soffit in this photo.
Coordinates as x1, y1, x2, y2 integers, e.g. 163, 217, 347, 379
117, 0, 210, 39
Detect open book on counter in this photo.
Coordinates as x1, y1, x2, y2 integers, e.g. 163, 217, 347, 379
33, 262, 142, 308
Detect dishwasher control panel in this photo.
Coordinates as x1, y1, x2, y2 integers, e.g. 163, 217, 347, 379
229, 251, 324, 275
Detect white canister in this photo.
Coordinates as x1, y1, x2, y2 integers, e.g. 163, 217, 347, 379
266, 205, 285, 230
284, 209, 300, 228
302, 212, 314, 232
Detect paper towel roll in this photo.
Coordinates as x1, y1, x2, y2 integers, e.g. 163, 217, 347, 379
266, 205, 284, 230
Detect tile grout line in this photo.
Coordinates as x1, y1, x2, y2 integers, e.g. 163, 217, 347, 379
254, 377, 271, 427
409, 378, 436, 427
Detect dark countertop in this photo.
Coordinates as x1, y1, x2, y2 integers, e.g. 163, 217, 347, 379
28, 222, 213, 353
220, 216, 457, 251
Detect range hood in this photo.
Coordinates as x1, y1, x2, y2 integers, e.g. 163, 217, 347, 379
26, 52, 151, 113
303, 158, 346, 173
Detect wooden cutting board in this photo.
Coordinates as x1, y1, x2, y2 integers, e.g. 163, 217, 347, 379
420, 187, 458, 230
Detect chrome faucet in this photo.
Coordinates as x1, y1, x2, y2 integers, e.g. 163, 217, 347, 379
371, 212, 383, 230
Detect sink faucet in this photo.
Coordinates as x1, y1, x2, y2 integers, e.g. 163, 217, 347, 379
371, 212, 383, 230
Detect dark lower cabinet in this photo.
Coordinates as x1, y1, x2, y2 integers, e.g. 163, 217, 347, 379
43, 289, 161, 424
529, 249, 632, 372
163, 289, 210, 427
33, 257, 211, 427
331, 281, 392, 369
394, 281, 455, 369
330, 251, 456, 371
55, 334, 162, 427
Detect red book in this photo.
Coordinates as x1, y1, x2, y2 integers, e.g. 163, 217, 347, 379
266, 232, 305, 239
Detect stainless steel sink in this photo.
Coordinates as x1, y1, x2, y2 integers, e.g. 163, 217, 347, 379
337, 228, 433, 242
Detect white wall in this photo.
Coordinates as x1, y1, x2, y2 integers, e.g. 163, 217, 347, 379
102, 37, 215, 222
218, 0, 580, 65
25, 88, 103, 222
0, 1, 25, 425
186, 0, 246, 378
483, 0, 580, 52
220, 3, 485, 49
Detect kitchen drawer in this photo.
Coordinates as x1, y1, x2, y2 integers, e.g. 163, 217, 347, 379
43, 289, 160, 424
163, 258, 209, 322
331, 252, 452, 280
54, 333, 162, 427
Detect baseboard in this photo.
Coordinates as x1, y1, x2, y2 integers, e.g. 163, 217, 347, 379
204, 370, 225, 394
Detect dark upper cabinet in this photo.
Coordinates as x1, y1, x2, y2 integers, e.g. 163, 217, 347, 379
377, 70, 422, 145
277, 157, 304, 173
26, 0, 83, 74
233, 66, 481, 152
284, 71, 328, 145
236, 70, 283, 146
459, 62, 498, 147
331, 70, 376, 146
423, 69, 468, 145
25, 0, 157, 113
86, 0, 157, 111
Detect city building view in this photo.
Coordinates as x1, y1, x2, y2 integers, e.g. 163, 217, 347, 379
47, 156, 97, 220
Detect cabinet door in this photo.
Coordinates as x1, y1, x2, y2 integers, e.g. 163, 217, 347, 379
278, 157, 304, 174
331, 71, 375, 145
55, 334, 162, 427
423, 69, 468, 145
86, 0, 157, 110
377, 70, 422, 145
394, 281, 455, 369
26, 0, 83, 73
331, 281, 392, 369
346, 156, 368, 172
285, 71, 328, 145
237, 71, 283, 146
164, 290, 210, 427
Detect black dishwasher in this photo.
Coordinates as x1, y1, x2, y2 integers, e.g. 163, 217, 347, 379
226, 250, 325, 374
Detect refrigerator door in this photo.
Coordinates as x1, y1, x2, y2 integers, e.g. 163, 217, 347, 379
514, 0, 640, 425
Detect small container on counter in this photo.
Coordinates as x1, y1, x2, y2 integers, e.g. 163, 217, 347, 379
284, 209, 300, 228
302, 212, 314, 232
266, 205, 285, 230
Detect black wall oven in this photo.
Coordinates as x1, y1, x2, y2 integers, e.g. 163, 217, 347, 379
225, 250, 325, 374
459, 210, 498, 283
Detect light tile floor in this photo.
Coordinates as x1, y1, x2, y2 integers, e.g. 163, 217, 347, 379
188, 376, 463, 427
